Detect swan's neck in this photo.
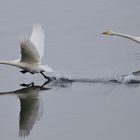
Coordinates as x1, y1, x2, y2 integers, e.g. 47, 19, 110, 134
112, 32, 140, 43
0, 60, 19, 66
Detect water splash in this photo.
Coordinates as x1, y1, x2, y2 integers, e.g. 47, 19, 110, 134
49, 74, 140, 86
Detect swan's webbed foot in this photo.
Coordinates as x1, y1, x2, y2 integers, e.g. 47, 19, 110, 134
20, 70, 28, 74
20, 70, 35, 74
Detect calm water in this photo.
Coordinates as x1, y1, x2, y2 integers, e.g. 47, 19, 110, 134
0, 0, 140, 140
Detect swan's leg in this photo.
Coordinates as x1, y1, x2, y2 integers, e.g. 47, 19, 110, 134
40, 81, 51, 89
20, 70, 28, 74
40, 72, 52, 82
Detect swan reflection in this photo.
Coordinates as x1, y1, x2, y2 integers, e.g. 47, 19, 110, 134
0, 81, 50, 137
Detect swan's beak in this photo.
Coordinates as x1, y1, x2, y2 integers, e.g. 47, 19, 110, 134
102, 31, 109, 35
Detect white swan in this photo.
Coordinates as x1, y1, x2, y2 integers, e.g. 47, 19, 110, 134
103, 30, 140, 82
102, 30, 140, 44
0, 24, 53, 80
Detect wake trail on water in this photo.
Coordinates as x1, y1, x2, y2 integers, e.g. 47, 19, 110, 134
18, 71, 140, 87
50, 74, 140, 85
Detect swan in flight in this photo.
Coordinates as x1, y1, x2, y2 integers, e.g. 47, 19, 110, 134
0, 24, 53, 81
102, 30, 140, 44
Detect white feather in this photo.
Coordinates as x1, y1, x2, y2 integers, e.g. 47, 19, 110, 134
0, 24, 53, 77
20, 38, 41, 63
30, 24, 45, 59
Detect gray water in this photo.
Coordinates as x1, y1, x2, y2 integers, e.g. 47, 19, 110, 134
0, 0, 140, 139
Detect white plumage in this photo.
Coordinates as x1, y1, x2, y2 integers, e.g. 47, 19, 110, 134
102, 30, 140, 43
0, 24, 53, 80
30, 24, 45, 59
103, 30, 140, 83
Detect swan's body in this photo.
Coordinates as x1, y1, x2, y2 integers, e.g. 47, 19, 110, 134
0, 24, 53, 80
102, 30, 140, 44
103, 30, 140, 79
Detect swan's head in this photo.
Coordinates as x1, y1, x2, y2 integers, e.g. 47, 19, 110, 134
102, 30, 114, 35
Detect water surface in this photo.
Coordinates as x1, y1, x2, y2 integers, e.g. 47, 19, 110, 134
0, 0, 140, 140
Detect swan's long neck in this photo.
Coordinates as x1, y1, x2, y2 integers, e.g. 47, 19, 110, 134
112, 32, 140, 43
0, 60, 19, 66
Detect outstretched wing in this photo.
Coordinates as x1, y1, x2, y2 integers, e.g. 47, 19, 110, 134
20, 38, 41, 63
30, 24, 45, 59
20, 24, 45, 64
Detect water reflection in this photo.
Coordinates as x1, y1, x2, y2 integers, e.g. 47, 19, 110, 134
0, 76, 139, 138
0, 81, 50, 137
